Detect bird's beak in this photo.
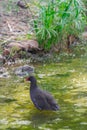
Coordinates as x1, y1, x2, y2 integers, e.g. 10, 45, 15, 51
25, 77, 29, 81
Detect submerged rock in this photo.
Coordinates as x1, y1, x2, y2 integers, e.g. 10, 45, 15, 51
14, 65, 34, 77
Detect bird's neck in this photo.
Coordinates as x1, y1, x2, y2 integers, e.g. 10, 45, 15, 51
30, 82, 38, 89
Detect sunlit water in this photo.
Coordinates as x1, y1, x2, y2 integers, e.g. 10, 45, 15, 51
0, 56, 87, 130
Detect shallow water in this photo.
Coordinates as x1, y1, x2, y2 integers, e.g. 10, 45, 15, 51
0, 56, 87, 130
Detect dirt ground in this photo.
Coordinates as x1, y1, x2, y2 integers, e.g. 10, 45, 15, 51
0, 0, 33, 47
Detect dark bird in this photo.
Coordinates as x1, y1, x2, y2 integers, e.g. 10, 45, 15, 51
26, 76, 59, 111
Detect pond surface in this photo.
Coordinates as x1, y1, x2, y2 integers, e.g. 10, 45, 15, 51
0, 56, 87, 130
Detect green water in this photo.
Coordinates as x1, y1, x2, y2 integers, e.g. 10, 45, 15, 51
0, 56, 87, 130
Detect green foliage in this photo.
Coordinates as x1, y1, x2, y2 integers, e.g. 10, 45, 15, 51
83, 0, 87, 8
33, 2, 58, 50
32, 0, 87, 50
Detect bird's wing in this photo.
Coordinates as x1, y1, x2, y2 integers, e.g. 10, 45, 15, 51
33, 94, 47, 110
45, 92, 59, 110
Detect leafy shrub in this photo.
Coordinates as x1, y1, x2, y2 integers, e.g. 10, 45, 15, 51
32, 0, 87, 50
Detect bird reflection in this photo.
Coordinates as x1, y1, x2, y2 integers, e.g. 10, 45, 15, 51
27, 110, 59, 128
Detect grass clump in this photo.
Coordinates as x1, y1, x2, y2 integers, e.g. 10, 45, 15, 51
32, 0, 87, 50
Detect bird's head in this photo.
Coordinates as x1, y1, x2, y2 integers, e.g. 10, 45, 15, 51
26, 76, 37, 83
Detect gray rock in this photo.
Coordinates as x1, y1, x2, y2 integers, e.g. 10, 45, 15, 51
14, 65, 34, 77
